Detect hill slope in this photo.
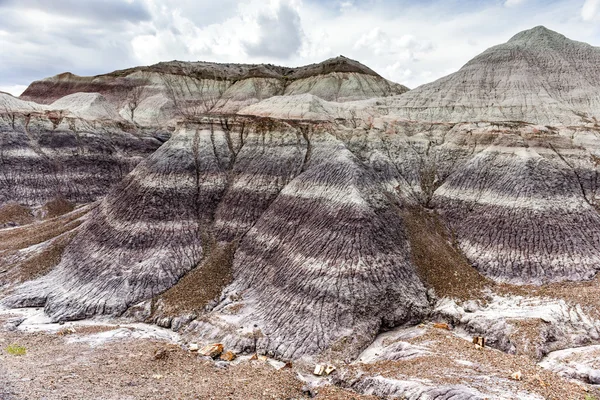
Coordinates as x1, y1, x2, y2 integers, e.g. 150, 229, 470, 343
4, 26, 600, 366
0, 92, 164, 210
376, 26, 600, 125
20, 56, 407, 126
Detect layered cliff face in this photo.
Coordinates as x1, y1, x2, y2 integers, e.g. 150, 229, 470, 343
369, 26, 600, 125
4, 26, 600, 370
0, 92, 165, 212
2, 119, 429, 359
237, 93, 361, 120
20, 56, 407, 127
338, 121, 600, 285
5, 117, 600, 357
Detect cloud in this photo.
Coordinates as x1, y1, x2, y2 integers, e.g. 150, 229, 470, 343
0, 0, 151, 23
354, 28, 433, 60
0, 4, 141, 89
0, 85, 27, 97
243, 2, 304, 59
338, 1, 355, 12
504, 0, 526, 7
129, 0, 305, 65
582, 0, 600, 21
0, 0, 599, 92
383, 62, 413, 85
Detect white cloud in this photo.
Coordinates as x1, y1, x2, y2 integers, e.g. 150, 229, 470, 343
0, 85, 28, 97
383, 62, 413, 85
505, 0, 526, 7
354, 28, 433, 62
130, 0, 304, 66
294, 0, 600, 87
582, 0, 600, 21
338, 1, 354, 12
0, 0, 599, 91
243, 2, 304, 59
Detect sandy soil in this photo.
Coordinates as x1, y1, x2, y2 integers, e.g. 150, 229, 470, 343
2, 314, 599, 400
0, 319, 370, 400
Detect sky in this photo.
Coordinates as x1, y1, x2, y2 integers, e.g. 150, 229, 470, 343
1, 0, 600, 96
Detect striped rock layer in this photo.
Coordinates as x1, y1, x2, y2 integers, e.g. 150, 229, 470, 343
2, 119, 429, 359
4, 26, 600, 360
20, 56, 407, 127
5, 116, 600, 358
0, 104, 164, 209
371, 26, 600, 125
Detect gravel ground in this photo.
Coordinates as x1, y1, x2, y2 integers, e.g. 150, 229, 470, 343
3, 322, 598, 400
0, 324, 372, 400
346, 326, 600, 400
0, 365, 14, 400
498, 274, 600, 319
0, 330, 298, 399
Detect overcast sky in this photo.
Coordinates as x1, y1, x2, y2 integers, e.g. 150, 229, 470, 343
1, 0, 599, 96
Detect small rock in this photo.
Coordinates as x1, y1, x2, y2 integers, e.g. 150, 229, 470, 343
199, 343, 223, 358
214, 361, 229, 369
433, 322, 451, 330
153, 348, 168, 360
510, 371, 522, 381
220, 351, 236, 361
313, 364, 336, 376
188, 343, 199, 352
301, 385, 317, 398
313, 364, 326, 376
472, 336, 486, 347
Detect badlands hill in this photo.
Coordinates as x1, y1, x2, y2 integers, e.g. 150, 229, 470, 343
3, 26, 600, 399
369, 26, 600, 125
0, 92, 164, 213
20, 56, 407, 126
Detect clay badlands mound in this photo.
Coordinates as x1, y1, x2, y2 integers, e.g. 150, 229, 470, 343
3, 26, 600, 399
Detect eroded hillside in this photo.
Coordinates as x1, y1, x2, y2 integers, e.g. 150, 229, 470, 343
2, 26, 600, 400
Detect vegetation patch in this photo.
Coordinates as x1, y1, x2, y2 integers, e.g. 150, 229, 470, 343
401, 206, 489, 300
0, 207, 87, 251
154, 238, 237, 317
0, 202, 34, 227
17, 230, 77, 282
6, 344, 26, 356
42, 196, 76, 219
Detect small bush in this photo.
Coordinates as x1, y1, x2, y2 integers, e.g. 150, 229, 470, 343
42, 196, 75, 219
0, 202, 34, 226
6, 344, 26, 356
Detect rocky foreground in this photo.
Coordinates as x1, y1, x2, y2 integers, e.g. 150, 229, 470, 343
1, 26, 600, 399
